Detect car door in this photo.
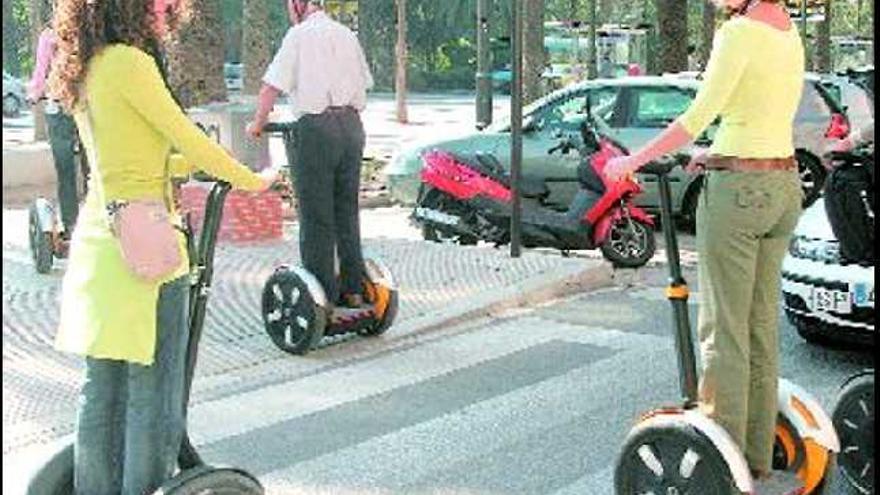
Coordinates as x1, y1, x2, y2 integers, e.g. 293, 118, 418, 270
519, 86, 623, 208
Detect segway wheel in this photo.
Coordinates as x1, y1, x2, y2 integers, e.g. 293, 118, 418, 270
773, 414, 837, 494
157, 465, 263, 494
23, 442, 72, 495
360, 258, 399, 336
29, 203, 54, 274
615, 420, 738, 495
832, 373, 874, 494
262, 266, 327, 355
600, 216, 656, 269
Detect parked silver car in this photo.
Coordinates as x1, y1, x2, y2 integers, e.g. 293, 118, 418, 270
386, 75, 852, 226
3, 71, 26, 118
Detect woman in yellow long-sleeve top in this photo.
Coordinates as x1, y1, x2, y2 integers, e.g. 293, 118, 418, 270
605, 0, 805, 488
47, 0, 276, 493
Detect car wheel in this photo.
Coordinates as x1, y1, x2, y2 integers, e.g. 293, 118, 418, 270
796, 151, 825, 208
3, 94, 22, 118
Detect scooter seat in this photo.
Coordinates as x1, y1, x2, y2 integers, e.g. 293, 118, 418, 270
452, 153, 549, 199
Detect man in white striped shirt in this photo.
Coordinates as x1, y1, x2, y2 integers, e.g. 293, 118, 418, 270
247, 0, 374, 311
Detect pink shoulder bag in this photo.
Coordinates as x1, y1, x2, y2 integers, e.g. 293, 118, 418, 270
87, 106, 182, 283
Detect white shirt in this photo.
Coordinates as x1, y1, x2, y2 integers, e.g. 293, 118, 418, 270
263, 12, 374, 118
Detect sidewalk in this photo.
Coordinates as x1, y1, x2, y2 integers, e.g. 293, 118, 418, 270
2, 206, 611, 460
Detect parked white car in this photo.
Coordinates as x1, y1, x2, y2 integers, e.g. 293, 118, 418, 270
3, 71, 26, 118
782, 198, 874, 346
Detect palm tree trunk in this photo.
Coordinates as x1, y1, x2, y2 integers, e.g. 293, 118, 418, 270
699, 1, 716, 70
654, 0, 688, 74
395, 0, 408, 123
164, 0, 227, 108
242, 0, 272, 95
522, 0, 545, 104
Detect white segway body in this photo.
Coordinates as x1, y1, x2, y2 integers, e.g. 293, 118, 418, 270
28, 197, 60, 274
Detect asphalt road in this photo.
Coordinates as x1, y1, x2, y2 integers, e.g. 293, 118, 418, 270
180, 228, 872, 494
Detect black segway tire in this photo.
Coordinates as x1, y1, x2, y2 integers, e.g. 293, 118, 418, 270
833, 372, 874, 494
23, 442, 73, 495
615, 420, 738, 495
156, 465, 263, 494
29, 202, 54, 274
262, 266, 327, 355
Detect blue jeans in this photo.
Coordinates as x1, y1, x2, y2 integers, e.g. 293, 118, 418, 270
74, 276, 190, 495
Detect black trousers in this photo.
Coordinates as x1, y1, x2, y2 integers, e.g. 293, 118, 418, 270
46, 111, 80, 233
291, 107, 366, 303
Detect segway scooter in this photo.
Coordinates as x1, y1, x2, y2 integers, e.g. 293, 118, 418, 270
260, 122, 399, 356
614, 158, 840, 495
832, 369, 874, 494
28, 129, 89, 274
24, 178, 264, 494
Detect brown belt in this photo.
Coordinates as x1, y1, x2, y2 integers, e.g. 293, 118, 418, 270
705, 156, 797, 172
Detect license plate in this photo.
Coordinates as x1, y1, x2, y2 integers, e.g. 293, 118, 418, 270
850, 282, 875, 308
414, 207, 460, 226
810, 287, 852, 314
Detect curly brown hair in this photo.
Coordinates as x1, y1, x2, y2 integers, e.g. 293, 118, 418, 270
48, 0, 161, 112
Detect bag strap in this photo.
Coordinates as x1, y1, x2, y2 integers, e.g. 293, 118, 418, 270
83, 99, 172, 231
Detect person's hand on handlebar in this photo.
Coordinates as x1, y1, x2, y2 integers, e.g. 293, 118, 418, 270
604, 156, 638, 182
246, 120, 265, 140
684, 148, 709, 174
257, 167, 281, 192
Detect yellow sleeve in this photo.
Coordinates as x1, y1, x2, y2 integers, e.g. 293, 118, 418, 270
109, 46, 264, 191
677, 21, 750, 138
168, 153, 193, 177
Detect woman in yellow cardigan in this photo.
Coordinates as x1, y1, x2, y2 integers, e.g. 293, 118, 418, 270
605, 0, 805, 490
48, 0, 276, 493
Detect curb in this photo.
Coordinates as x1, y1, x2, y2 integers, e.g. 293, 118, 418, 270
383, 257, 614, 344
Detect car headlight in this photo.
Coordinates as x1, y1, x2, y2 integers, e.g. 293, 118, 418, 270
789, 236, 842, 264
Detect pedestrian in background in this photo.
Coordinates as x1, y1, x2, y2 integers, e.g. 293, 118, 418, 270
28, 13, 81, 239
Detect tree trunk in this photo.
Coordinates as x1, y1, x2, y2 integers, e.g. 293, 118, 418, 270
242, 0, 272, 95
3, 0, 21, 76
588, 0, 597, 78
522, 0, 545, 104
654, 0, 688, 74
699, 1, 716, 70
395, 0, 408, 123
164, 0, 227, 108
816, 0, 832, 72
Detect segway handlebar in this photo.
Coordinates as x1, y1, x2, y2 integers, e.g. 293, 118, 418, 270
262, 121, 299, 134
640, 154, 689, 176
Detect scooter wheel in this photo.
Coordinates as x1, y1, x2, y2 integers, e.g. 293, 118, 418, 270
600, 217, 655, 269
29, 203, 54, 274
360, 258, 399, 336
262, 266, 327, 355
832, 373, 874, 494
615, 421, 737, 495
157, 465, 263, 494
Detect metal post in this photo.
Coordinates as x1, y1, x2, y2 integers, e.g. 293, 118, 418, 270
476, 0, 493, 130
510, 0, 523, 258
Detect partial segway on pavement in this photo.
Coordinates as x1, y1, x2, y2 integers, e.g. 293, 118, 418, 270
832, 369, 874, 494
28, 131, 89, 274
24, 178, 264, 494
259, 122, 399, 356
613, 157, 840, 495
